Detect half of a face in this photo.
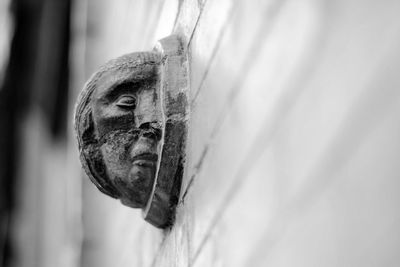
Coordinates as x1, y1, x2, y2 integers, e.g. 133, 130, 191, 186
93, 65, 163, 208
75, 35, 188, 228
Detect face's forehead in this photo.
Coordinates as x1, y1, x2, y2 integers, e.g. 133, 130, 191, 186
93, 63, 159, 101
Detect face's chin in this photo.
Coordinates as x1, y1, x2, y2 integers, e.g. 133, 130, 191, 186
116, 157, 157, 208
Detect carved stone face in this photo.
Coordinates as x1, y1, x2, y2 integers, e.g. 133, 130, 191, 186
74, 52, 164, 210
91, 64, 162, 208
75, 38, 187, 228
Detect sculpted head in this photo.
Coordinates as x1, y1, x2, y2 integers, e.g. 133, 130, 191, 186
74, 52, 163, 209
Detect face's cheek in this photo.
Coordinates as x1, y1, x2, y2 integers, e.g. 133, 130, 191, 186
100, 142, 130, 182
100, 132, 135, 185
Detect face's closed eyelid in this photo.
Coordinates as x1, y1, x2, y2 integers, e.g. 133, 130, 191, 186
115, 95, 137, 109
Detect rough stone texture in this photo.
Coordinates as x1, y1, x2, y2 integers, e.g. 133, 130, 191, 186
70, 0, 400, 267
144, 35, 189, 228
74, 35, 188, 228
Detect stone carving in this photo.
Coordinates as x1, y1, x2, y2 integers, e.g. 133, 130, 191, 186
74, 35, 188, 228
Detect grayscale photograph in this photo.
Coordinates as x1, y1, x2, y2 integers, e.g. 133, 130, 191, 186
0, 0, 399, 266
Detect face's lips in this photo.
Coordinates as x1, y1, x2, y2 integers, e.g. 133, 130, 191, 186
132, 153, 158, 168
132, 152, 158, 162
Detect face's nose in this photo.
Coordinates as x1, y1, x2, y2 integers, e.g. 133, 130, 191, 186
134, 88, 162, 129
129, 88, 163, 160
129, 122, 162, 160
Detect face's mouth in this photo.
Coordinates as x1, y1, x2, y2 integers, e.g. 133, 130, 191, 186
131, 153, 158, 167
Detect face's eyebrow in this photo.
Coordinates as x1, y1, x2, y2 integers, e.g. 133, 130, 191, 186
100, 81, 143, 101
95, 65, 159, 102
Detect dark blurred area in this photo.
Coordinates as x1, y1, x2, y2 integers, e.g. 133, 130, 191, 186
0, 0, 71, 265
0, 0, 161, 265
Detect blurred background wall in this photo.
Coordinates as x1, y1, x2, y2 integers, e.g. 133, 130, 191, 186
1, 0, 400, 267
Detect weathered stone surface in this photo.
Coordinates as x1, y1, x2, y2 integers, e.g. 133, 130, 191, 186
74, 35, 188, 228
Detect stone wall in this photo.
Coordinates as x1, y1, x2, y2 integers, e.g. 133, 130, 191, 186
71, 0, 400, 266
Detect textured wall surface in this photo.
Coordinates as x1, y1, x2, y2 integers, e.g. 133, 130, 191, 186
70, 0, 400, 266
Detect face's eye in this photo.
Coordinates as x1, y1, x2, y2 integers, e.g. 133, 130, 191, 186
116, 95, 137, 109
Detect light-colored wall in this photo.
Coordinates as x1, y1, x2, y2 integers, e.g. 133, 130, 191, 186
74, 0, 400, 266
